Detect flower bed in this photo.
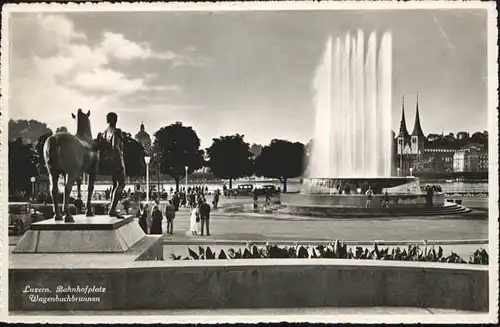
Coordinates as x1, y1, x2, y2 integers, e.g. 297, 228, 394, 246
169, 240, 489, 265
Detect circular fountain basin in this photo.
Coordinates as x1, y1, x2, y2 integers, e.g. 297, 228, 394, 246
278, 177, 468, 217
301, 177, 421, 195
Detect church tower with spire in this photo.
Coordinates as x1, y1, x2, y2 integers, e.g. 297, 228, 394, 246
410, 93, 425, 155
396, 96, 410, 155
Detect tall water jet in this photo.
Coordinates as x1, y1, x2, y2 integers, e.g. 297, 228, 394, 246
308, 30, 393, 179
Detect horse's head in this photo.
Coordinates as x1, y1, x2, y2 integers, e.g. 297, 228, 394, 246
72, 108, 92, 139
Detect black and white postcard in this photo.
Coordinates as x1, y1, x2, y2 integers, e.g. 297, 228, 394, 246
1, 1, 498, 324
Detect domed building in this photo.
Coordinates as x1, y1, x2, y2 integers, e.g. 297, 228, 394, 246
134, 122, 152, 153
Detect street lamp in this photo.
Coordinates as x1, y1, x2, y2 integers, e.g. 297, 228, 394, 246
145, 156, 151, 203
185, 166, 188, 191
30, 176, 36, 201
409, 167, 414, 177
397, 167, 400, 177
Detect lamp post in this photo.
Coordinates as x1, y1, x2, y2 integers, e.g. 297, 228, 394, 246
30, 176, 36, 201
145, 156, 151, 203
185, 166, 188, 191
409, 167, 414, 177
397, 167, 400, 178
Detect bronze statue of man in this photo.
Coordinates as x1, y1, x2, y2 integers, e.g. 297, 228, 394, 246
97, 112, 126, 218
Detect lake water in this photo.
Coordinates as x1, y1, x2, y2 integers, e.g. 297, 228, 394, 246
83, 179, 488, 194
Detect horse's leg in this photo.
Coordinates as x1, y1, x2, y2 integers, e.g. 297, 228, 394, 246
85, 161, 98, 217
76, 176, 82, 199
63, 173, 78, 223
50, 172, 63, 221
85, 172, 95, 217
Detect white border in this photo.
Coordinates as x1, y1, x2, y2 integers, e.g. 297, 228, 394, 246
1, 1, 498, 324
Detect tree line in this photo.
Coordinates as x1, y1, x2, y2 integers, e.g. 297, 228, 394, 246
8, 119, 306, 195
8, 118, 489, 196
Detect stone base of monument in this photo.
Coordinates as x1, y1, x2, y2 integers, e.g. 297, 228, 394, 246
9, 214, 164, 311
12, 215, 149, 253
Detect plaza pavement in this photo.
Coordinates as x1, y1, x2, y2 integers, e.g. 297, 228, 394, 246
148, 196, 488, 260
6, 196, 490, 318
156, 196, 487, 242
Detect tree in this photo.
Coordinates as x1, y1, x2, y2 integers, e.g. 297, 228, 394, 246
427, 133, 443, 142
249, 143, 263, 159
123, 132, 146, 178
456, 131, 470, 140
9, 138, 37, 197
443, 132, 456, 143
55, 126, 68, 133
9, 119, 52, 144
254, 139, 305, 192
206, 134, 254, 189
470, 131, 487, 145
34, 132, 53, 175
153, 122, 205, 192
95, 131, 146, 178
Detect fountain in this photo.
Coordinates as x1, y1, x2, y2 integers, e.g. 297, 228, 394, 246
279, 31, 456, 216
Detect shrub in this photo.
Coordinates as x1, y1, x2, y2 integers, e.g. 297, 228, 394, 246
168, 240, 488, 265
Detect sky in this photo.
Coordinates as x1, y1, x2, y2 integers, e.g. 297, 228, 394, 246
8, 9, 489, 148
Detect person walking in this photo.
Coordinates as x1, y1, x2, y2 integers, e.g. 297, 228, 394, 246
164, 200, 175, 234
136, 203, 148, 234
150, 203, 163, 235
365, 186, 373, 208
199, 198, 211, 236
381, 189, 390, 208
189, 191, 196, 209
213, 189, 220, 209
189, 204, 200, 235
172, 192, 180, 212
253, 193, 259, 212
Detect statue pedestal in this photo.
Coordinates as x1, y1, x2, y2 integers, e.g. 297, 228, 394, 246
9, 215, 164, 311
13, 215, 148, 253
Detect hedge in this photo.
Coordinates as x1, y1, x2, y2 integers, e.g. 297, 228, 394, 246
169, 240, 488, 265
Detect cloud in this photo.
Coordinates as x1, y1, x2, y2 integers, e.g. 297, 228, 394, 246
37, 13, 87, 44
10, 13, 194, 127
71, 68, 147, 94
100, 32, 166, 61
98, 31, 210, 67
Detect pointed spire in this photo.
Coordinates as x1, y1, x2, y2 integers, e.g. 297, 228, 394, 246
398, 96, 409, 138
411, 93, 425, 137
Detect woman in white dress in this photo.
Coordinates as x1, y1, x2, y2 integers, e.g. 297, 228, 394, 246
189, 205, 200, 235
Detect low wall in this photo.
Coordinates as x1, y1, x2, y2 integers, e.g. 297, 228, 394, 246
281, 192, 445, 208
9, 260, 488, 312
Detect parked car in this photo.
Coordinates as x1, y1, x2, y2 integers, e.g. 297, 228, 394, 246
9, 202, 34, 236
230, 184, 254, 196
253, 185, 279, 196
262, 184, 278, 194
30, 207, 45, 222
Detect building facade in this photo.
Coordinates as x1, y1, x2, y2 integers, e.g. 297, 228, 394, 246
453, 144, 487, 173
394, 95, 486, 175
395, 95, 426, 176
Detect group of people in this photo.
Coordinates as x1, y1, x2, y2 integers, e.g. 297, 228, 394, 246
136, 199, 176, 235
135, 190, 214, 236
365, 186, 390, 208
188, 197, 211, 236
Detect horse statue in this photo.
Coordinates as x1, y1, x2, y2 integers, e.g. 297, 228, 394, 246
44, 109, 99, 222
